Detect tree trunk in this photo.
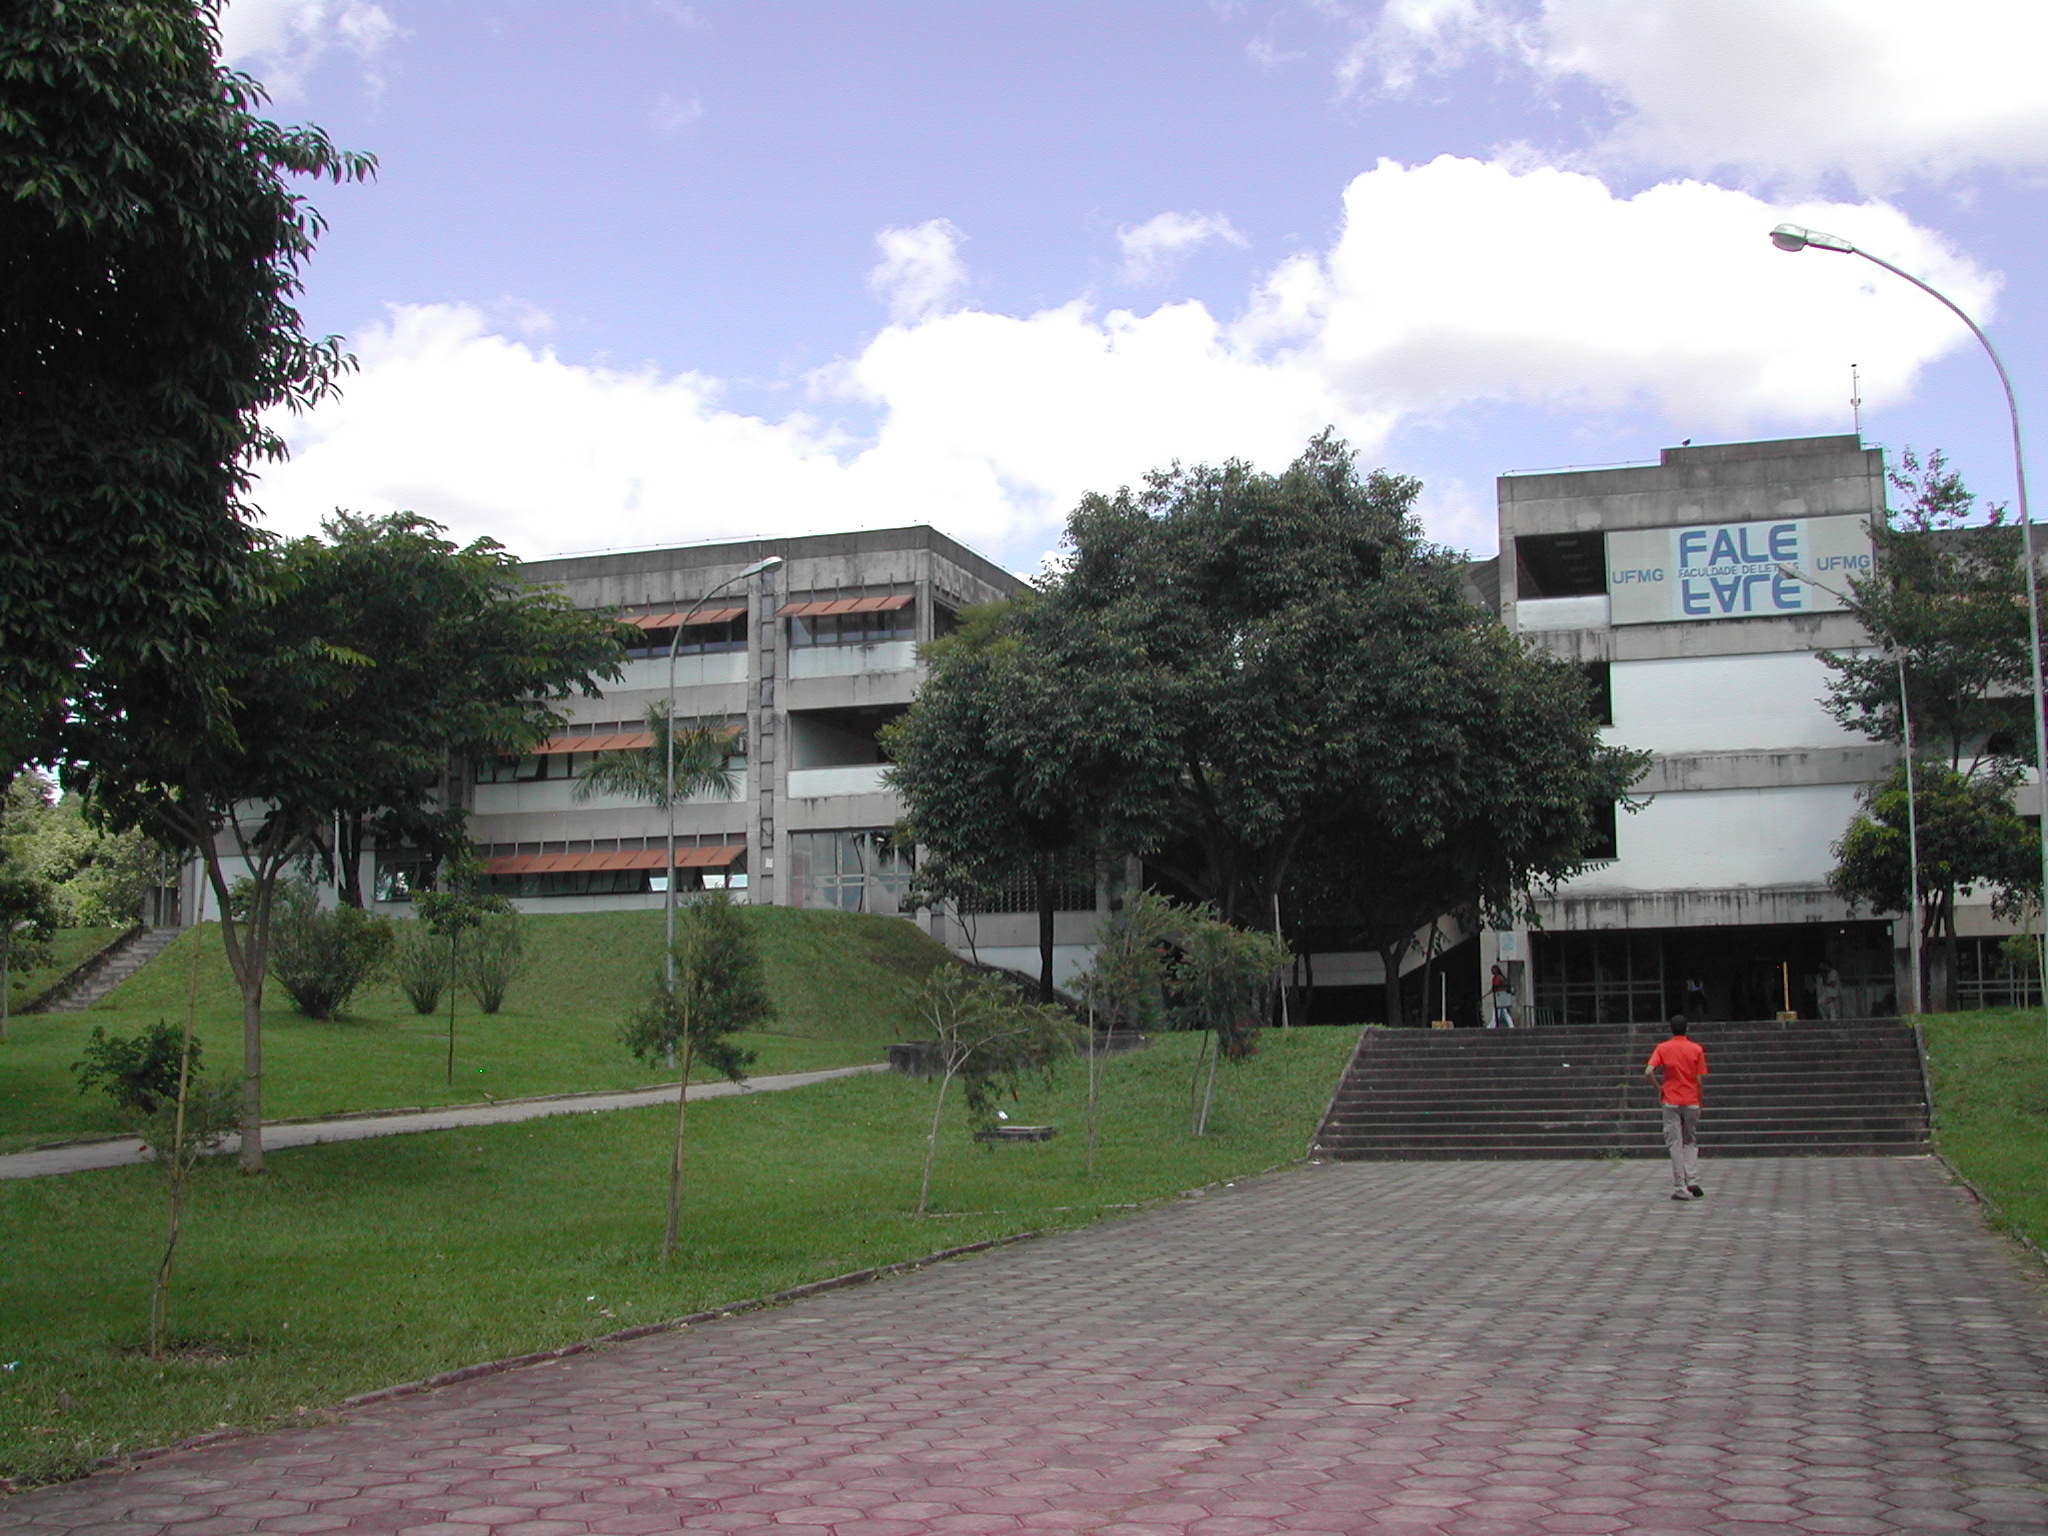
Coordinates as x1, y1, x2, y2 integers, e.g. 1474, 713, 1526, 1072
336, 812, 366, 908
917, 1062, 956, 1215
445, 933, 459, 1085
1084, 999, 1100, 1178
152, 947, 203, 1357
1196, 1029, 1220, 1136
1379, 942, 1410, 1028
1035, 861, 1056, 1005
239, 972, 264, 1173
661, 1034, 695, 1258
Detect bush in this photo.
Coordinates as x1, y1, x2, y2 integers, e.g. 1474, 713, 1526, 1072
73, 1020, 195, 1114
392, 920, 448, 1015
459, 911, 528, 1015
266, 882, 394, 1019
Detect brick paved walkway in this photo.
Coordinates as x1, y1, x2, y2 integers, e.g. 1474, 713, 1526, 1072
8, 1158, 2048, 1535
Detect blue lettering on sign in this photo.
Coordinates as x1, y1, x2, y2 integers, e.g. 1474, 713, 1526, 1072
1708, 529, 1741, 566
1769, 524, 1798, 560
1771, 573, 1804, 610
1610, 568, 1665, 584
1680, 580, 1712, 616
1665, 519, 1829, 618
1677, 529, 1708, 567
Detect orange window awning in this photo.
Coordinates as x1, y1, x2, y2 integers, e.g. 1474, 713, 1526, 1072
484, 844, 746, 876
624, 606, 748, 629
530, 723, 739, 755
776, 594, 914, 618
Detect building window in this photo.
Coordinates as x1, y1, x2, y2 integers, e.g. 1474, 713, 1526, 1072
790, 605, 916, 648
1515, 531, 1606, 598
1957, 936, 2043, 1010
1581, 661, 1613, 726
1532, 931, 1665, 1025
789, 829, 914, 914
624, 614, 748, 660
956, 863, 1096, 914
374, 856, 436, 903
1582, 800, 1619, 862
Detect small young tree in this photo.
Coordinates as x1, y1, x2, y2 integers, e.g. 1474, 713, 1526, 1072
414, 857, 512, 1086
0, 862, 61, 1039
1072, 889, 1176, 1174
620, 894, 770, 1258
392, 920, 449, 1014
911, 967, 1078, 1215
1172, 908, 1291, 1136
266, 880, 394, 1019
459, 910, 528, 1014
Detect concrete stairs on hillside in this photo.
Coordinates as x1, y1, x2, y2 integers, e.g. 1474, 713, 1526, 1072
35, 926, 181, 1013
1312, 1020, 1929, 1160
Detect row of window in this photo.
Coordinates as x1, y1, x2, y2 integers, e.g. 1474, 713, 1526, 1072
623, 614, 749, 661
619, 603, 939, 657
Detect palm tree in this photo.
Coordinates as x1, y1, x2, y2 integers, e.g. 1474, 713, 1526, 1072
574, 703, 740, 810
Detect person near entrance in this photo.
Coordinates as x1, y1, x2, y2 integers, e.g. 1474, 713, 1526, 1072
1646, 1015, 1707, 1201
1487, 964, 1518, 1028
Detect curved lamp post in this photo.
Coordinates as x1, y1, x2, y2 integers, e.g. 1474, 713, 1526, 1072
664, 554, 781, 989
1772, 223, 2048, 1015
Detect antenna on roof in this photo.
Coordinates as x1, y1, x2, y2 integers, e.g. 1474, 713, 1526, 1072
1850, 362, 1862, 437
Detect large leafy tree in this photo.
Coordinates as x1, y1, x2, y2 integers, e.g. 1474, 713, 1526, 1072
66, 517, 626, 1170
0, 1, 374, 769
1038, 433, 1642, 1020
1821, 450, 2044, 1008
884, 598, 1167, 1001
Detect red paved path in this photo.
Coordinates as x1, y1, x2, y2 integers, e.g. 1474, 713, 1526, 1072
7, 1158, 2048, 1534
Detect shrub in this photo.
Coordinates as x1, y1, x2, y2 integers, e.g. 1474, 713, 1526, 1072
266, 882, 394, 1019
392, 920, 448, 1015
459, 910, 528, 1015
73, 1020, 195, 1115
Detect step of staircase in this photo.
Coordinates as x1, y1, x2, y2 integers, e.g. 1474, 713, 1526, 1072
1312, 1019, 1930, 1160
38, 927, 182, 1013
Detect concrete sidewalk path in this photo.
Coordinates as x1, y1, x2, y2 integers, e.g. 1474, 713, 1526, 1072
0, 1064, 886, 1180
8, 1158, 2048, 1534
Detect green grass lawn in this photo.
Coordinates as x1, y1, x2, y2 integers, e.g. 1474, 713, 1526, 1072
0, 1025, 1358, 1489
0, 909, 952, 1152
1, 927, 124, 1024
1921, 1006, 2048, 1252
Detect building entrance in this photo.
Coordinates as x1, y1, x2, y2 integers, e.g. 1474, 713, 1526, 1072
1531, 921, 1895, 1024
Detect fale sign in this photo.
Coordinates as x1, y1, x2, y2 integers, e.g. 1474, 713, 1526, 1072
1605, 515, 1873, 625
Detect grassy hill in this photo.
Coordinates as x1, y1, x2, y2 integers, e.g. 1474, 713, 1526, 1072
0, 926, 125, 1022
1921, 1006, 2048, 1252
0, 908, 953, 1151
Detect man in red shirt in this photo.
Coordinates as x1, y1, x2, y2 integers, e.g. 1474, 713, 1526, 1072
1646, 1015, 1708, 1201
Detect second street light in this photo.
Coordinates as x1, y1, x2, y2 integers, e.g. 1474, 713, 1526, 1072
1771, 222, 2048, 1016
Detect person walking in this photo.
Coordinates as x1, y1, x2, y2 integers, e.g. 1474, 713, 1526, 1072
1646, 1015, 1707, 1201
1487, 963, 1518, 1029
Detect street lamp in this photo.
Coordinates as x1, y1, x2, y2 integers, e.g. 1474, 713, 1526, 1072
1771, 223, 2048, 1017
664, 554, 782, 990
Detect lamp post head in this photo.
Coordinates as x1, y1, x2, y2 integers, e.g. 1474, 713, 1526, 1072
1770, 223, 1855, 255
737, 555, 782, 578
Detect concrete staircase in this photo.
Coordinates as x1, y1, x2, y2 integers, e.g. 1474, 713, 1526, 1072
1312, 1019, 1929, 1160
35, 926, 182, 1013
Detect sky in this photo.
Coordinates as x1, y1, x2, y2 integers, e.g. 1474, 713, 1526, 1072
220, 0, 2048, 574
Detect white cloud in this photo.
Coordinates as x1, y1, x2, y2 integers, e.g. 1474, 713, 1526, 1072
218, 0, 396, 99
868, 220, 970, 325
1354, 0, 2048, 191
648, 93, 705, 137
253, 158, 1993, 566
1117, 212, 1250, 284
1237, 156, 1994, 430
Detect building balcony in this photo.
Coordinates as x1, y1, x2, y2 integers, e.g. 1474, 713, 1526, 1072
788, 640, 918, 679
786, 764, 892, 799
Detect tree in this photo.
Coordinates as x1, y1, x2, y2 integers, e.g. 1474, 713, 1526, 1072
575, 704, 741, 809
0, 861, 61, 1038
1171, 907, 1291, 1137
459, 911, 528, 1015
415, 859, 511, 1087
1072, 889, 1176, 1174
885, 598, 1169, 1001
620, 895, 769, 1258
1820, 449, 2042, 1007
5, 774, 170, 926
67, 520, 625, 1170
1039, 433, 1641, 954
266, 880, 393, 1019
1832, 761, 2037, 1003
0, 0, 374, 770
908, 966, 1077, 1215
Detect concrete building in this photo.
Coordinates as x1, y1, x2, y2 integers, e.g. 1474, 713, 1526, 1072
1477, 433, 2035, 1023
368, 526, 1024, 921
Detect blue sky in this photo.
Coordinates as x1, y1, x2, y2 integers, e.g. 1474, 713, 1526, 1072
224, 1, 2048, 572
